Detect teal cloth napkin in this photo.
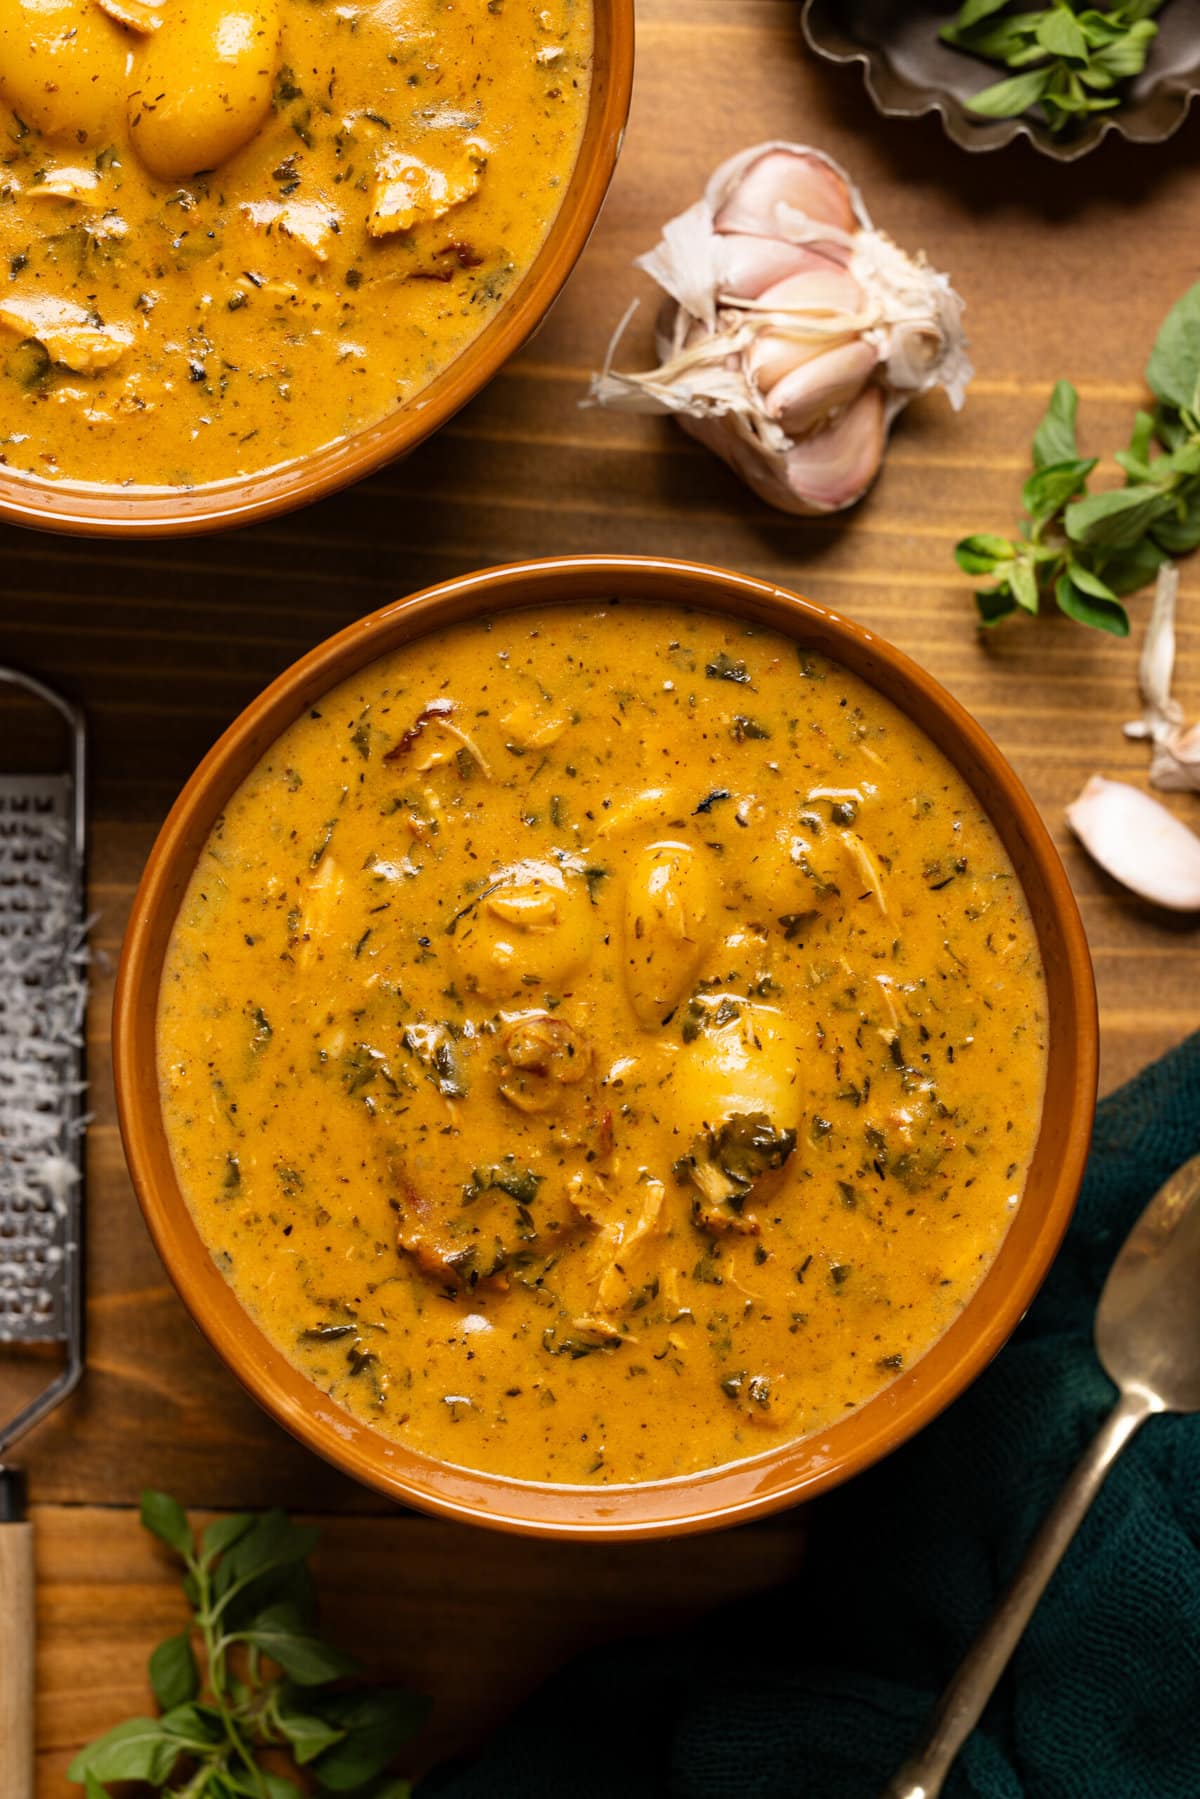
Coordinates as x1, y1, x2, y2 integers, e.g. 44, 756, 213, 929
420, 1032, 1200, 1799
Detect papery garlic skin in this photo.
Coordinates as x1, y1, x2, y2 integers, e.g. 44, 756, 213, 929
588, 141, 971, 516
1124, 562, 1200, 793
1066, 775, 1200, 912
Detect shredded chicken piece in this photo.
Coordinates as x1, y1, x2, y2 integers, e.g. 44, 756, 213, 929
408, 713, 493, 779
570, 1313, 625, 1344
243, 199, 343, 264
0, 296, 132, 373
501, 698, 568, 750
28, 168, 102, 204
839, 828, 887, 914
594, 1179, 666, 1312
368, 140, 487, 237
295, 856, 344, 969
96, 0, 163, 31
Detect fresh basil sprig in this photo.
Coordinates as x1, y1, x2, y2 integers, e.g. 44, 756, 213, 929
957, 282, 1200, 635
940, 1, 1164, 134
68, 1490, 428, 1799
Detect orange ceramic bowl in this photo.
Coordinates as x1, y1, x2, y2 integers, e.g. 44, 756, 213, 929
0, 3, 633, 540
114, 557, 1098, 1538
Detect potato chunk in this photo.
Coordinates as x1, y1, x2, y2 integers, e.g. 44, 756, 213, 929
368, 140, 486, 237
452, 859, 593, 1002
622, 840, 718, 1029
127, 0, 282, 181
665, 1001, 802, 1143
0, 0, 126, 142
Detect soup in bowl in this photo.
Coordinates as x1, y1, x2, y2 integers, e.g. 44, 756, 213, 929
0, 0, 630, 534
114, 557, 1097, 1535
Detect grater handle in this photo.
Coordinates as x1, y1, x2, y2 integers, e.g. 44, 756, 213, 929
0, 1473, 34, 1799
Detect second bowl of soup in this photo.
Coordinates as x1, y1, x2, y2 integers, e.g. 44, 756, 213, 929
114, 556, 1097, 1534
0, 0, 631, 534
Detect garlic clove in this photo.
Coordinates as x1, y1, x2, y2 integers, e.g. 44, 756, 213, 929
715, 233, 845, 301
1066, 775, 1200, 911
762, 339, 878, 439
744, 266, 866, 389
714, 148, 856, 240
1124, 562, 1200, 793
780, 384, 885, 511
678, 381, 884, 517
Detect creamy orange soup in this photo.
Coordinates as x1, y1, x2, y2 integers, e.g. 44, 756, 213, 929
0, 0, 590, 487
158, 605, 1048, 1485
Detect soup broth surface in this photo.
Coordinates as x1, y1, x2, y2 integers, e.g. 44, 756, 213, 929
0, 0, 590, 487
158, 604, 1048, 1485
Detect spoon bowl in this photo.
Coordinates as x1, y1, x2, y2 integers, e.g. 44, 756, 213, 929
1096, 1151, 1200, 1412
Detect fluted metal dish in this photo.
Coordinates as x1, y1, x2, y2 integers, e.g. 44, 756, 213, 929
801, 0, 1200, 161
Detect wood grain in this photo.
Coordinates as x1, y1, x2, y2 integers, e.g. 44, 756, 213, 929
31, 1502, 807, 1789
2, 1, 1199, 1789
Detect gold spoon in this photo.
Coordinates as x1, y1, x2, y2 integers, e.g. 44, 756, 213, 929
884, 1150, 1200, 1799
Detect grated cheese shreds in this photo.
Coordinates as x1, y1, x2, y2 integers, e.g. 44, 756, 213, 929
0, 784, 88, 1342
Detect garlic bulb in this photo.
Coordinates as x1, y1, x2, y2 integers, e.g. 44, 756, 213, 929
1124, 562, 1200, 792
1066, 775, 1200, 912
588, 143, 971, 515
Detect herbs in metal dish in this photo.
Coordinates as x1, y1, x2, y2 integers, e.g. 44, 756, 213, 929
941, 1, 1164, 134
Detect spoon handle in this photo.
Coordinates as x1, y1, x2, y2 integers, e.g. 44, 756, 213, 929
881, 1385, 1157, 1799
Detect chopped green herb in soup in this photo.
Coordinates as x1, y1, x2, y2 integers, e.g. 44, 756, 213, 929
157, 605, 1048, 1485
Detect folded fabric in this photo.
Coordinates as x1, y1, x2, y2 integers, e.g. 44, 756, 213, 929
420, 1032, 1200, 1799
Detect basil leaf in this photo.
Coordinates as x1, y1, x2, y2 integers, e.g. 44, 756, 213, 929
82, 1775, 109, 1799
1065, 482, 1169, 549
311, 1687, 432, 1791
954, 21, 1044, 61
264, 1780, 306, 1799
966, 66, 1052, 119
214, 1509, 321, 1600
1022, 456, 1096, 525
1147, 281, 1200, 415
1165, 438, 1200, 479
1037, 8, 1088, 59
1009, 557, 1040, 614
67, 1717, 181, 1785
1064, 560, 1118, 601
1076, 9, 1129, 48
160, 1702, 225, 1750
955, 532, 1016, 574
1152, 404, 1189, 452
202, 1512, 256, 1564
1151, 483, 1200, 554
948, 0, 1011, 28
1096, 535, 1167, 595
277, 1692, 349, 1765
1087, 17, 1157, 82
238, 1603, 361, 1685
1032, 380, 1080, 469
149, 1630, 199, 1710
140, 1491, 193, 1559
1055, 570, 1130, 636
975, 582, 1018, 625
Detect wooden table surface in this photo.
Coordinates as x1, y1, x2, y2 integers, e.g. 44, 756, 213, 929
5, 4, 1200, 1789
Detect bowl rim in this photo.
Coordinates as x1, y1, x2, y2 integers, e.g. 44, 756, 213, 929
113, 554, 1098, 1538
0, 0, 634, 539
